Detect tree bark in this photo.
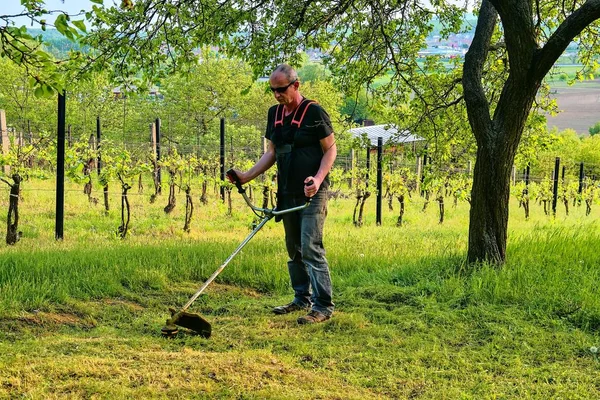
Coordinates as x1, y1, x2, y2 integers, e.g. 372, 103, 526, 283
467, 144, 512, 263
103, 185, 109, 213
396, 194, 405, 227
6, 174, 21, 245
118, 183, 130, 239
463, 0, 600, 264
184, 186, 193, 232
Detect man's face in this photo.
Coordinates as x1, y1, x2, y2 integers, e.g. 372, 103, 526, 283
269, 72, 298, 105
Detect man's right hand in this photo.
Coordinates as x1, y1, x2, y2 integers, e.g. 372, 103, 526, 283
226, 169, 246, 185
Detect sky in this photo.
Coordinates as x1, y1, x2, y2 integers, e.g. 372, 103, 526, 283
3, 0, 474, 27
3, 0, 95, 27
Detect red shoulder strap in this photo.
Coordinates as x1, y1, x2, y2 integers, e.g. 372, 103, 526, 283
274, 104, 285, 127
291, 99, 317, 128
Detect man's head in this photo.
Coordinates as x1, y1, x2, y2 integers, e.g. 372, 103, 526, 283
270, 64, 300, 105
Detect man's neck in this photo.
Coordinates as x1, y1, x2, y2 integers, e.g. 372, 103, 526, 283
283, 94, 304, 114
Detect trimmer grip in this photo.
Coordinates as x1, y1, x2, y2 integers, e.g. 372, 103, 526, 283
226, 169, 245, 194
305, 180, 314, 204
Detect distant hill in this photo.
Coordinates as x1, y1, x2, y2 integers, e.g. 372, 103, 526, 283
28, 13, 480, 58
27, 29, 84, 57
430, 14, 478, 35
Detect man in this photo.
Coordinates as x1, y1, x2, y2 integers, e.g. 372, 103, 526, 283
228, 64, 337, 324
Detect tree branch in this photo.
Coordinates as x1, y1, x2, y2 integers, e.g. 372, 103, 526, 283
533, 0, 600, 83
463, 0, 497, 144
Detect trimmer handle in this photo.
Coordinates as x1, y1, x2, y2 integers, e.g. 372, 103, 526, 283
226, 169, 245, 194
305, 180, 314, 204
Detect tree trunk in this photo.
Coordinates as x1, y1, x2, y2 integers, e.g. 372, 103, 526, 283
467, 144, 513, 264
422, 191, 429, 212
6, 174, 22, 245
396, 194, 405, 227
184, 186, 193, 232
357, 191, 370, 227
164, 182, 176, 214
200, 181, 208, 204
437, 195, 444, 224
138, 173, 143, 193
353, 194, 362, 226
226, 188, 232, 215
103, 185, 109, 213
586, 199, 592, 216
118, 184, 130, 239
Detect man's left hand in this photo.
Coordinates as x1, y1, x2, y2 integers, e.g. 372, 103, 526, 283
304, 176, 321, 198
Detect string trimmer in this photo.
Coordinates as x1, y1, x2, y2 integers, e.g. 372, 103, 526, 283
161, 169, 311, 338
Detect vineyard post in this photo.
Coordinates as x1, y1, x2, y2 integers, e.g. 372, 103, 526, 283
0, 110, 9, 175
67, 124, 72, 147
376, 136, 383, 226
420, 146, 428, 197
150, 122, 156, 155
230, 136, 234, 165
415, 155, 422, 194
350, 148, 355, 189
55, 92, 66, 240
16, 130, 23, 149
155, 118, 162, 194
365, 145, 371, 189
525, 164, 530, 186
511, 165, 516, 185
578, 162, 584, 200
88, 134, 97, 170
96, 116, 102, 176
27, 120, 32, 144
552, 157, 560, 216
468, 160, 472, 176
220, 117, 226, 202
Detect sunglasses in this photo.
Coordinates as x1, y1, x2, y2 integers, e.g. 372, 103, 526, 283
270, 79, 297, 93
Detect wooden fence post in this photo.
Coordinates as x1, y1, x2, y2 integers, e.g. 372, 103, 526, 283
350, 148, 355, 189
88, 133, 97, 170
415, 156, 422, 195
0, 110, 10, 175
376, 137, 383, 226
552, 157, 560, 216
150, 122, 157, 157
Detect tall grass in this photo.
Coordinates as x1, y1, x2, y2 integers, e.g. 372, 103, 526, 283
1, 178, 600, 333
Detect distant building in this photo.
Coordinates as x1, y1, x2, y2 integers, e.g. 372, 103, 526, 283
348, 124, 425, 150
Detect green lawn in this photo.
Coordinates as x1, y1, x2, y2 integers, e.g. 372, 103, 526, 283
0, 179, 599, 398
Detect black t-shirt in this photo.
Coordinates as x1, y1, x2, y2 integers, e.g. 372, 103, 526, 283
265, 101, 333, 196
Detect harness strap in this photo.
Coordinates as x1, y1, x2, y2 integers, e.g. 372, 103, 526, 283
291, 100, 316, 127
274, 104, 285, 127
273, 99, 317, 128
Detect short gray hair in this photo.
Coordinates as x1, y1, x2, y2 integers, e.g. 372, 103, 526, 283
271, 64, 298, 83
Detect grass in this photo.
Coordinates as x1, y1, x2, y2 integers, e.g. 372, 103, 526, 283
1, 178, 600, 398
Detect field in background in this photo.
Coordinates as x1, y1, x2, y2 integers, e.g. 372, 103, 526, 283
546, 73, 600, 134
0, 179, 600, 398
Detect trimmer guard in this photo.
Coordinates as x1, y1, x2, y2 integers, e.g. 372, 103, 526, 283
163, 309, 212, 338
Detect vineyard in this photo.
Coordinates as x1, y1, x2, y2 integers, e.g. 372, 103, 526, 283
1, 112, 600, 245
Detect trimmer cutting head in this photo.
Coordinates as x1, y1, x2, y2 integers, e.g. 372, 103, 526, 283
161, 308, 212, 338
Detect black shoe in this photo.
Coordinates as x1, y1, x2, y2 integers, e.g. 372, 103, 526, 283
273, 302, 309, 315
297, 310, 331, 324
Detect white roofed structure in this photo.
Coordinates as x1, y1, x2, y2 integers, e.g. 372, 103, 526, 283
348, 124, 425, 147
